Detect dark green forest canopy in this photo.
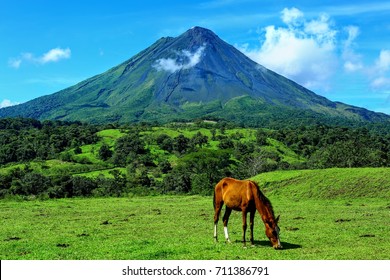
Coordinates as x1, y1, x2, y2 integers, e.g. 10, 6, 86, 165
1, 117, 390, 198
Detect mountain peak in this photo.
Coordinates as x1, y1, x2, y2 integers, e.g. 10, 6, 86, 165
1, 27, 389, 125
188, 26, 216, 35
179, 26, 219, 45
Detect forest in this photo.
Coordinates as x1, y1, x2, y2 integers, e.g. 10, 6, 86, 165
0, 117, 390, 198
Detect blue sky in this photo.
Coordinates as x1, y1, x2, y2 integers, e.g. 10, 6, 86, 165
1, 0, 390, 114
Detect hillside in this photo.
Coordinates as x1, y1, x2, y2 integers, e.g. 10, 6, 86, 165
1, 27, 389, 126
1, 118, 390, 199
252, 168, 390, 199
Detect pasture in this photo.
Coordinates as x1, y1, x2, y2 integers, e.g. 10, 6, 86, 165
1, 182, 389, 259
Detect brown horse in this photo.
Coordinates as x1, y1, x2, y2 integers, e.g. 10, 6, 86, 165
213, 177, 282, 249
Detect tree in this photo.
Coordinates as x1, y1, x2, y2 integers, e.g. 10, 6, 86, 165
158, 160, 172, 174
162, 167, 191, 193
256, 129, 268, 146
218, 136, 234, 149
210, 128, 217, 141
190, 132, 208, 150
11, 172, 51, 196
179, 149, 233, 193
113, 133, 146, 166
173, 134, 190, 154
156, 134, 174, 152
71, 177, 97, 197
74, 146, 82, 155
98, 144, 113, 161
107, 170, 127, 196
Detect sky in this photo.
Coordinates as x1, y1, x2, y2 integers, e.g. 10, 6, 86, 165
1, 0, 390, 114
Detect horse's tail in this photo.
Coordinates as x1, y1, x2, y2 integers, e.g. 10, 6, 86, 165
213, 178, 228, 211
213, 188, 216, 210
213, 179, 223, 210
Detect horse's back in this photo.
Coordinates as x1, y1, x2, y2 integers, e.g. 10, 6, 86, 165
216, 177, 252, 191
215, 177, 256, 210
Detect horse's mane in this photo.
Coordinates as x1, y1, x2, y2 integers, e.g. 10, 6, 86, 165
251, 180, 275, 218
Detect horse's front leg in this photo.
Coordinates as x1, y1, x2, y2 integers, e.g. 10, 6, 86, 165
249, 210, 255, 246
242, 210, 248, 247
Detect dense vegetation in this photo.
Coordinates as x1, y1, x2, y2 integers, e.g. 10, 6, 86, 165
1, 117, 390, 198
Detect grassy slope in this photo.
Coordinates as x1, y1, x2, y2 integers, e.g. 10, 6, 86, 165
252, 168, 390, 199
0, 127, 302, 178
0, 168, 389, 260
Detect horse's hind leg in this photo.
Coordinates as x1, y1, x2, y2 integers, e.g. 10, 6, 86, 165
213, 199, 223, 242
222, 207, 232, 243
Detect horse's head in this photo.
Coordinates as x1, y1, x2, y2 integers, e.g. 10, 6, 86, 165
265, 215, 282, 249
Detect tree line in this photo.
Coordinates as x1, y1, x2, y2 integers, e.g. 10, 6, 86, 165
1, 118, 390, 198
0, 118, 98, 165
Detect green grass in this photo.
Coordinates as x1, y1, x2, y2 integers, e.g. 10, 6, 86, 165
252, 167, 390, 199
97, 129, 126, 146
72, 167, 127, 178
1, 168, 389, 260
263, 138, 304, 164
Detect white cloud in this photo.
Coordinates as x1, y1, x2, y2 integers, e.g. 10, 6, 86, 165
40, 48, 71, 63
342, 26, 363, 72
371, 77, 390, 88
154, 45, 206, 73
0, 99, 20, 108
281, 7, 304, 26
336, 26, 390, 91
8, 58, 22, 69
375, 50, 390, 72
304, 13, 336, 43
370, 50, 390, 89
241, 8, 337, 90
154, 58, 183, 73
344, 61, 363, 72
344, 25, 359, 47
8, 47, 71, 68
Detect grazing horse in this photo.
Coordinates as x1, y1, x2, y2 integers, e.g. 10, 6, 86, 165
213, 177, 282, 249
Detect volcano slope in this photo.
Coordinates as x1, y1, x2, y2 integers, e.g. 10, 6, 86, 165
1, 27, 389, 126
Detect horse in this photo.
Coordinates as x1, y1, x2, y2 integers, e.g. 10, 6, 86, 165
213, 177, 282, 249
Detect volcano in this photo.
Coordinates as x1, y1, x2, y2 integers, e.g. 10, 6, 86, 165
1, 26, 389, 125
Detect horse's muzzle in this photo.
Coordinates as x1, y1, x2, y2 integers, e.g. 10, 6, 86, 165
273, 244, 283, 250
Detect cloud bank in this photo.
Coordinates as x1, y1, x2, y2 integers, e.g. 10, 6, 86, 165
9, 47, 71, 69
241, 7, 390, 96
241, 8, 338, 90
154, 45, 206, 73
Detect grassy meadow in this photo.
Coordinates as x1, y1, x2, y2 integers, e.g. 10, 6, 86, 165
1, 168, 389, 260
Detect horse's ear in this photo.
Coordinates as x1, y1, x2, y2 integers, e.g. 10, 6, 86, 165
275, 215, 280, 223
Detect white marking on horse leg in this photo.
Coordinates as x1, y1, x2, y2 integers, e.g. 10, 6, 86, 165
277, 238, 282, 249
214, 224, 218, 240
276, 226, 282, 248
224, 226, 230, 242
